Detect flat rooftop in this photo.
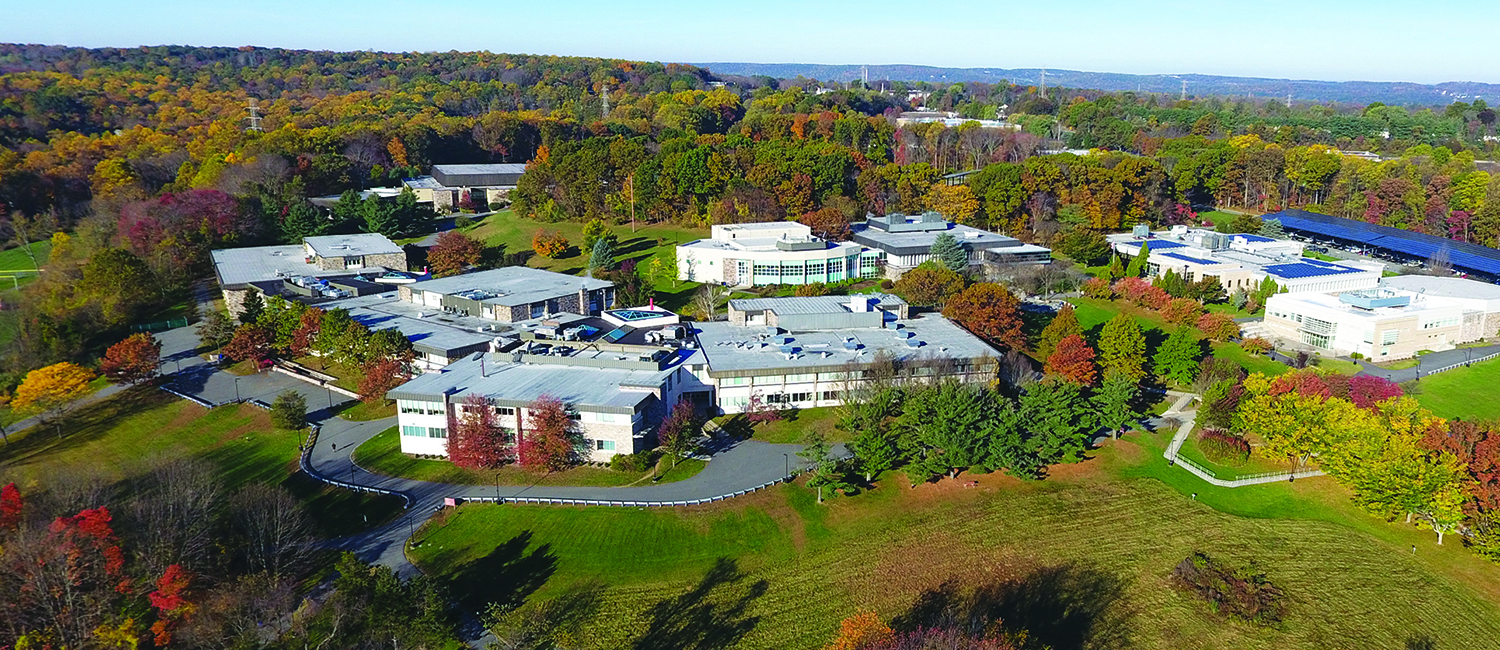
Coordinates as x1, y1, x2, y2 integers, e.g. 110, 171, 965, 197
304, 233, 403, 258
730, 293, 906, 317
211, 245, 348, 288
694, 312, 998, 376
389, 352, 682, 413
852, 221, 1049, 257
432, 163, 528, 175
1381, 275, 1500, 301
403, 176, 444, 190
679, 237, 863, 253
328, 294, 499, 356
1272, 290, 1460, 320
406, 267, 613, 307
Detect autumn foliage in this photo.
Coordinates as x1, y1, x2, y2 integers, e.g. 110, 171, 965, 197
532, 229, 569, 258
825, 611, 894, 650
148, 564, 196, 646
358, 357, 413, 406
14, 362, 95, 417
448, 394, 512, 470
50, 507, 129, 592
428, 230, 485, 277
892, 263, 964, 307
1196, 312, 1240, 342
942, 283, 1027, 351
222, 324, 274, 364
799, 207, 852, 241
517, 396, 580, 472
1044, 334, 1098, 385
0, 482, 22, 529
101, 332, 162, 385
1162, 298, 1205, 325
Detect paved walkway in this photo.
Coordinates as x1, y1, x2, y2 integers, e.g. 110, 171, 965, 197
1158, 392, 1324, 487
1353, 344, 1500, 383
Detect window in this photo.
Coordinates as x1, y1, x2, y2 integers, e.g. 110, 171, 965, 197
721, 376, 750, 387
427, 427, 447, 439
1381, 330, 1399, 346
806, 261, 825, 276
594, 439, 616, 451
785, 373, 816, 384
401, 425, 425, 437
766, 393, 791, 404
719, 396, 749, 409
827, 259, 844, 276
754, 263, 779, 277
753, 375, 783, 385
790, 392, 814, 403
821, 390, 841, 401
546, 298, 560, 314
494, 406, 515, 416
531, 302, 545, 319
737, 260, 750, 279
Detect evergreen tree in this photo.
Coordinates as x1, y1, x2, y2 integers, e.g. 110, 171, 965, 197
929, 232, 969, 273
280, 201, 325, 243
362, 196, 400, 237
981, 399, 1039, 479
271, 390, 307, 430
589, 237, 616, 271
1158, 268, 1187, 297
1035, 305, 1081, 361
1097, 313, 1147, 382
331, 190, 363, 229
1125, 241, 1150, 277
1019, 379, 1094, 464
1092, 368, 1139, 438
1153, 327, 1202, 386
239, 291, 264, 325
1260, 218, 1286, 239
895, 382, 994, 481
393, 187, 431, 233
1105, 253, 1125, 280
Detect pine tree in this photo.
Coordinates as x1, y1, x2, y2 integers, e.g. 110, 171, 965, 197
1153, 327, 1202, 386
1260, 218, 1286, 239
1125, 241, 1150, 277
239, 291, 264, 325
1035, 305, 1081, 360
280, 201, 325, 243
589, 237, 615, 271
929, 232, 969, 273
361, 196, 399, 237
1105, 253, 1125, 280
1097, 313, 1147, 382
1092, 368, 1139, 438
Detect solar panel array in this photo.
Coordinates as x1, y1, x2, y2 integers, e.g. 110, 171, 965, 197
1268, 209, 1500, 276
1139, 240, 1186, 250
1232, 234, 1275, 243
1158, 251, 1219, 264
1263, 260, 1360, 279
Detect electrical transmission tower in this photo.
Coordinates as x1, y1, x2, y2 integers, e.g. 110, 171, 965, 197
1180, 80, 1187, 101
245, 97, 263, 132
1039, 67, 1047, 99
601, 82, 610, 117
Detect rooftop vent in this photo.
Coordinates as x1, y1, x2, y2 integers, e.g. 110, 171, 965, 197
906, 339, 923, 348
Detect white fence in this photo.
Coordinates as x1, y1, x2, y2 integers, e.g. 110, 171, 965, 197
452, 473, 800, 509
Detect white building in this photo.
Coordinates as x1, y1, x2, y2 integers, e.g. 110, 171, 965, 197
396, 267, 615, 323
676, 222, 883, 286
851, 213, 1051, 278
1108, 226, 1384, 294
1261, 279, 1500, 360
693, 294, 1001, 413
387, 305, 709, 462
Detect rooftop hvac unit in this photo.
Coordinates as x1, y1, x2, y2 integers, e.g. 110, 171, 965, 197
884, 321, 902, 330
906, 339, 923, 348
895, 330, 915, 339
1132, 223, 1151, 238
843, 340, 861, 350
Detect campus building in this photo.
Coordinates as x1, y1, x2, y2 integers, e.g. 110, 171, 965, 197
693, 294, 1001, 413
1265, 208, 1500, 279
851, 212, 1051, 278
395, 267, 615, 323
1260, 276, 1500, 360
403, 163, 527, 211
210, 233, 409, 318
386, 305, 709, 461
1107, 226, 1384, 294
675, 222, 883, 286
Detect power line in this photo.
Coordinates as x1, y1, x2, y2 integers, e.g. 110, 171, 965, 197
245, 97, 263, 132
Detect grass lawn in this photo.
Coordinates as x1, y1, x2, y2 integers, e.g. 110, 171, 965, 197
1175, 433, 1295, 481
353, 427, 705, 487
1312, 357, 1362, 375
1303, 251, 1342, 262
0, 388, 402, 537
1067, 297, 1287, 377
336, 399, 396, 421
1197, 210, 1247, 228
411, 426, 1500, 650
712, 406, 848, 444
1414, 356, 1500, 421
1376, 358, 1421, 371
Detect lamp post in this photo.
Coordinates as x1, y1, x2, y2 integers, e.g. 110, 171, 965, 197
782, 453, 790, 478
327, 385, 334, 410
233, 377, 241, 403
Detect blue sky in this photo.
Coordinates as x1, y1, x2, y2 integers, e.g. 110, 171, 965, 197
3, 0, 1495, 84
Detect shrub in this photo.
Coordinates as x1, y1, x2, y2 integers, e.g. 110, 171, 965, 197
794, 282, 830, 297
531, 229, 569, 258
1197, 428, 1250, 465
454, 215, 473, 229
1170, 552, 1286, 625
609, 450, 658, 473
488, 201, 505, 211
878, 279, 894, 290
1241, 337, 1272, 354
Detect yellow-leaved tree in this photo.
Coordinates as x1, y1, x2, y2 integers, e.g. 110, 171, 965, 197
14, 361, 95, 439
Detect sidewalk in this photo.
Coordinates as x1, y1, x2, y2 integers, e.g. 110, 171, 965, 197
1353, 344, 1500, 383
1158, 393, 1324, 488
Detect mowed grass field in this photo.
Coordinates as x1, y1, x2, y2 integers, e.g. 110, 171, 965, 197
1415, 356, 1500, 421
462, 210, 709, 311
0, 388, 401, 536
411, 424, 1500, 650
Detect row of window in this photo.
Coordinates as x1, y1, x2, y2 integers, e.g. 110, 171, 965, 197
719, 391, 843, 408
401, 425, 447, 439
1422, 317, 1460, 330
721, 371, 857, 387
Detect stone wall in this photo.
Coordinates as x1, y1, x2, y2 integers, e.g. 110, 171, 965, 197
433, 189, 458, 212
223, 288, 252, 319
364, 251, 408, 271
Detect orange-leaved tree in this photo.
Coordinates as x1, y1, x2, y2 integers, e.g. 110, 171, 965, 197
531, 229, 569, 259
14, 362, 95, 439
1045, 334, 1098, 386
825, 611, 894, 650
358, 357, 412, 406
101, 333, 162, 385
942, 282, 1027, 351
428, 231, 485, 277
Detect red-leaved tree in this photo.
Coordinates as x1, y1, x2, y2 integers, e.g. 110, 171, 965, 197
1196, 312, 1240, 342
288, 307, 325, 357
656, 402, 699, 467
1348, 374, 1403, 410
1162, 298, 1204, 326
518, 396, 581, 472
428, 230, 485, 278
222, 324, 274, 365
745, 392, 785, 424
358, 357, 412, 406
0, 482, 22, 529
148, 564, 195, 646
448, 394, 512, 469
50, 507, 129, 593
1267, 370, 1331, 400
101, 332, 162, 385
1044, 334, 1097, 385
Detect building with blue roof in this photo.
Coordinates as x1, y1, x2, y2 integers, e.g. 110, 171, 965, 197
1107, 225, 1383, 294
1264, 208, 1500, 278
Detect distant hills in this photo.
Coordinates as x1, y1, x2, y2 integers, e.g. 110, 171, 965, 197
696, 62, 1499, 106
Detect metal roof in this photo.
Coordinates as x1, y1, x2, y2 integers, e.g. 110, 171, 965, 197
407, 267, 613, 307
304, 233, 403, 258
729, 293, 905, 315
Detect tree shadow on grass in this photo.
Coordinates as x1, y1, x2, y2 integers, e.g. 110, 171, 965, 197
0, 386, 174, 468
629, 557, 768, 650
891, 562, 1133, 650
448, 530, 558, 612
